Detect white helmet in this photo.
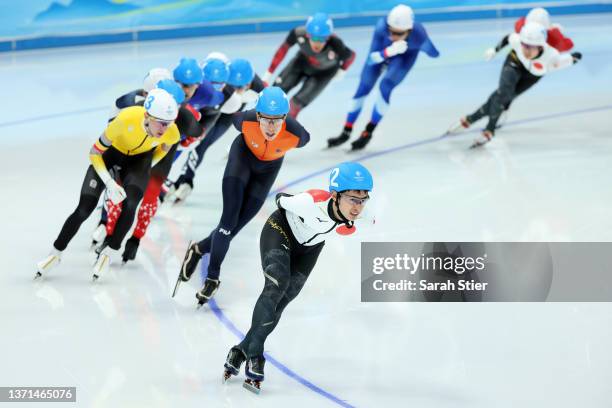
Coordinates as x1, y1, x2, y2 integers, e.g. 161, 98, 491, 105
387, 4, 414, 31
204, 51, 229, 64
526, 7, 550, 29
520, 22, 548, 47
144, 88, 178, 121
143, 68, 172, 93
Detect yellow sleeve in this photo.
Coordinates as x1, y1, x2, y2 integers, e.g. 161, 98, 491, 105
151, 145, 169, 167
88, 118, 123, 184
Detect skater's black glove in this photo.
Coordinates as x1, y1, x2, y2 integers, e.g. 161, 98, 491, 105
571, 52, 582, 63
275, 193, 292, 209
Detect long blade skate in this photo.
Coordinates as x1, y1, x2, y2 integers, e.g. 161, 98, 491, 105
195, 278, 220, 308
171, 273, 182, 298
446, 117, 470, 135
243, 379, 261, 394
172, 241, 195, 298
35, 253, 61, 279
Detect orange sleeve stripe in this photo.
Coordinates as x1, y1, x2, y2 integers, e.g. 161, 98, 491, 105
92, 143, 106, 154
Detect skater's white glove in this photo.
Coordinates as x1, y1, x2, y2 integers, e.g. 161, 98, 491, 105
105, 179, 126, 205
261, 70, 274, 87
484, 47, 496, 61
384, 40, 408, 58
333, 69, 346, 82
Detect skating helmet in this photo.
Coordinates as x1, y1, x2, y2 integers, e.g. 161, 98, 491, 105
329, 162, 374, 192
144, 88, 179, 121
228, 58, 255, 87
205, 51, 230, 64
155, 79, 185, 104
202, 58, 230, 90
255, 87, 290, 116
526, 7, 551, 29
387, 4, 414, 31
143, 68, 172, 93
306, 12, 334, 40
173, 58, 203, 85
520, 22, 548, 47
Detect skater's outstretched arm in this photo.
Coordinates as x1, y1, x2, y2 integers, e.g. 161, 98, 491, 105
264, 28, 299, 83
413, 23, 439, 58
494, 34, 510, 52
549, 51, 581, 72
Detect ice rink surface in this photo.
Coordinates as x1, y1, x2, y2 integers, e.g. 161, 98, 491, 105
1, 13, 611, 408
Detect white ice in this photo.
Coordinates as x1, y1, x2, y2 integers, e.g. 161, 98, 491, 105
1, 14, 611, 408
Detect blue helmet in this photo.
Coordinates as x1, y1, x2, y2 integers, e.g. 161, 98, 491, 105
255, 87, 290, 116
202, 58, 229, 88
173, 58, 203, 85
155, 79, 185, 104
227, 58, 255, 87
306, 12, 333, 39
329, 162, 373, 192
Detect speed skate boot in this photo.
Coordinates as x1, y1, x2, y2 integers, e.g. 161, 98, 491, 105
172, 242, 204, 297
91, 222, 107, 249
470, 130, 494, 148
327, 126, 352, 148
350, 128, 373, 151
173, 179, 193, 203
447, 116, 471, 135
223, 346, 247, 383
243, 355, 266, 394
195, 277, 220, 307
93, 244, 116, 281
35, 249, 62, 279
121, 236, 140, 264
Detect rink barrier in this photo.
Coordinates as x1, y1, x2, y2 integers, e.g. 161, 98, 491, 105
1, 2, 611, 52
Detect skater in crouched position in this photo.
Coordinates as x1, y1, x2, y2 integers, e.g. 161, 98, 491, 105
36, 88, 179, 280
222, 162, 373, 393
95, 59, 216, 263
262, 12, 355, 118
173, 87, 310, 305
328, 4, 439, 150
448, 22, 581, 147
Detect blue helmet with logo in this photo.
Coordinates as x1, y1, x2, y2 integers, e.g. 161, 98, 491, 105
228, 58, 255, 87
255, 86, 290, 116
202, 58, 229, 88
173, 58, 203, 85
306, 12, 334, 39
155, 79, 185, 104
329, 162, 373, 192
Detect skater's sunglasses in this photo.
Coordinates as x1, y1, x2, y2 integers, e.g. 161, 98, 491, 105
520, 42, 541, 50
309, 35, 328, 43
257, 113, 286, 126
342, 194, 370, 206
211, 82, 225, 91
179, 82, 198, 89
149, 116, 174, 126
389, 29, 409, 37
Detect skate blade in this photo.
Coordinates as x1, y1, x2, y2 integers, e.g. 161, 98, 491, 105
196, 299, 207, 309
92, 256, 109, 281
92, 274, 99, 282
34, 271, 42, 280
243, 379, 261, 394
222, 370, 233, 384
171, 276, 182, 298
470, 142, 486, 149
